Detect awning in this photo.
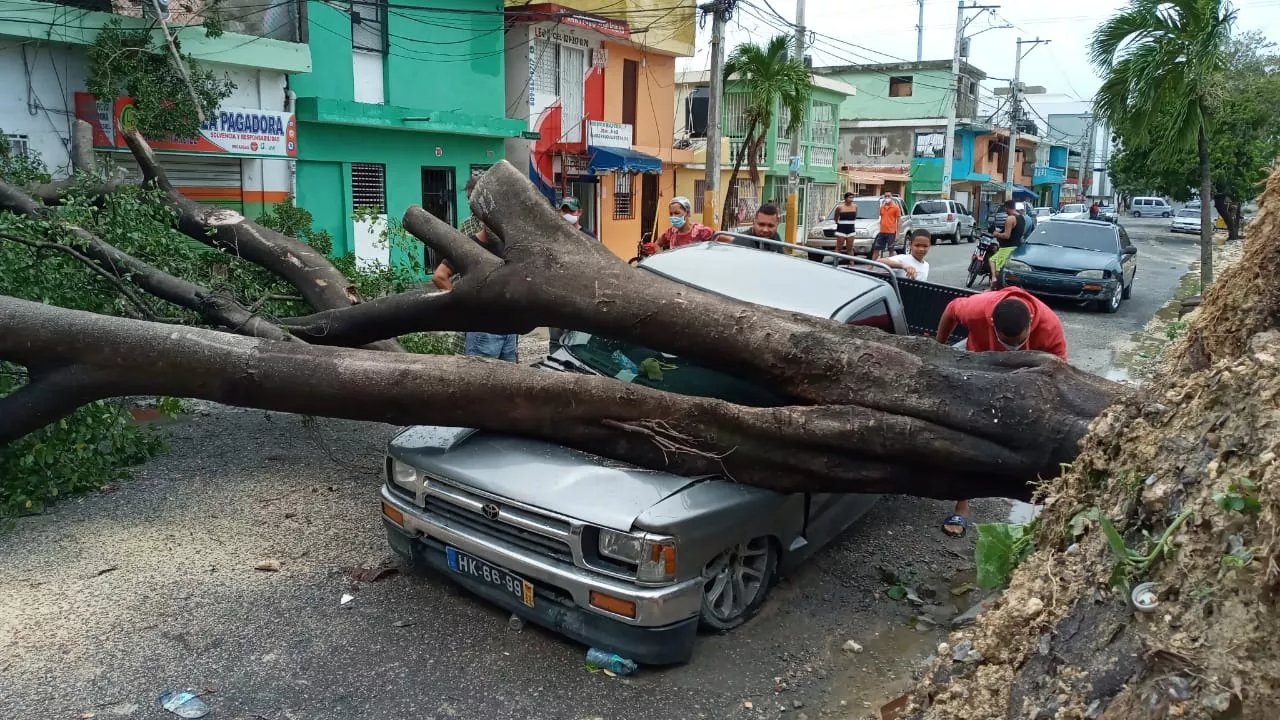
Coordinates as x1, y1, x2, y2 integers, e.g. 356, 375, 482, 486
587, 146, 662, 175
1012, 184, 1037, 197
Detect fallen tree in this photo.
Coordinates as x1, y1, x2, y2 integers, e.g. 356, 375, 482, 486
0, 134, 1119, 500
908, 167, 1280, 718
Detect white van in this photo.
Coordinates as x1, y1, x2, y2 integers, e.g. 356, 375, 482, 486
1130, 197, 1173, 218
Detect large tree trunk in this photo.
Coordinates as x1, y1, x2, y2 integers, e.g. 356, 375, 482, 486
0, 159, 1122, 502
1198, 124, 1215, 289
1213, 191, 1238, 241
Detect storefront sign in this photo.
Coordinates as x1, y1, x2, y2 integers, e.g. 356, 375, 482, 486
592, 48, 608, 67
74, 93, 297, 158
521, 130, 542, 140
587, 121, 632, 149
534, 25, 590, 48
511, 5, 630, 39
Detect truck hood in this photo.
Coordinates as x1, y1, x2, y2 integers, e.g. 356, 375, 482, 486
388, 426, 700, 531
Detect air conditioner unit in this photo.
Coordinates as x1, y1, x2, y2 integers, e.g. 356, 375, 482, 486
144, 0, 171, 21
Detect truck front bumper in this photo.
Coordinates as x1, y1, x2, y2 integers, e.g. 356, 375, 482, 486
380, 487, 702, 665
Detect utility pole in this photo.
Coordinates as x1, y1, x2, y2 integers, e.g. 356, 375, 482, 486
1080, 116, 1096, 203
784, 0, 805, 248
916, 0, 925, 61
701, 0, 727, 229
940, 2, 999, 200
1003, 37, 1048, 199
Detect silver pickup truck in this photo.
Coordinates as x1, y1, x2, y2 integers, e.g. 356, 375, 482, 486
380, 241, 973, 664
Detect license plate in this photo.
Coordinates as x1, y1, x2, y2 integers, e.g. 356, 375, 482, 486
446, 546, 534, 608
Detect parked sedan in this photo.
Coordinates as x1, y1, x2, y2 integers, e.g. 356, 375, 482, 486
999, 219, 1139, 313
1171, 208, 1204, 234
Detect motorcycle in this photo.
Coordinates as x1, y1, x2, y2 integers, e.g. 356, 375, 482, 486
628, 232, 658, 266
966, 234, 1002, 289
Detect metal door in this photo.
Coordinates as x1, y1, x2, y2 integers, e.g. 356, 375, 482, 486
421, 166, 457, 268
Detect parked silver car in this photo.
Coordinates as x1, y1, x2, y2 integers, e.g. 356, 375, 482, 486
804, 196, 905, 258
906, 199, 977, 244
380, 243, 951, 665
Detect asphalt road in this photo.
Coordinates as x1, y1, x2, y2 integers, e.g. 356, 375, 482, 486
0, 217, 1201, 720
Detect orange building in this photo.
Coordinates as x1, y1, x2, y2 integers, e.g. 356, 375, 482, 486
503, 2, 696, 260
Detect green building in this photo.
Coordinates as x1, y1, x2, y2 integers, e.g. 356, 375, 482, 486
712, 73, 854, 238
290, 0, 524, 271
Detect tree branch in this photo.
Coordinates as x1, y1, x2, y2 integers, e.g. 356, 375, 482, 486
0, 295, 1055, 500
0, 365, 129, 444
27, 120, 125, 206
0, 231, 157, 320
0, 181, 292, 342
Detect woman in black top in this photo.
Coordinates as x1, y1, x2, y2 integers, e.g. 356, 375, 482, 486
833, 192, 858, 257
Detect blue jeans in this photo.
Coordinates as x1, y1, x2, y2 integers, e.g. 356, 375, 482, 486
464, 332, 518, 362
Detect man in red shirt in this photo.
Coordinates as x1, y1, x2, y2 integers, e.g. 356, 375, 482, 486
933, 287, 1068, 537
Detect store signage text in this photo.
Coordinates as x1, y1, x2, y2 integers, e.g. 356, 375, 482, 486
74, 92, 297, 158
587, 120, 632, 149
534, 25, 590, 48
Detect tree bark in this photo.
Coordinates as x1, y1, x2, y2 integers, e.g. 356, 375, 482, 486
1198, 124, 1215, 288
0, 295, 1077, 501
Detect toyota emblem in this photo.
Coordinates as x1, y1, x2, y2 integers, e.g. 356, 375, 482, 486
481, 503, 500, 520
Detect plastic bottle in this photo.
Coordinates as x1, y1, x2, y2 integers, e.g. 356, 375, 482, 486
157, 691, 210, 718
586, 647, 638, 676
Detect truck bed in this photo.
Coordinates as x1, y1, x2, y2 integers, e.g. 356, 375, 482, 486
842, 268, 975, 342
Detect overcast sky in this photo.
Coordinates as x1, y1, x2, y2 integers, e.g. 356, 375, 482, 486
673, 0, 1280, 102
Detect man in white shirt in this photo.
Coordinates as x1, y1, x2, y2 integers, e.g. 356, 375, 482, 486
876, 229, 932, 281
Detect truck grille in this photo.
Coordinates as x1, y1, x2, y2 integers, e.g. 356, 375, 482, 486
419, 479, 576, 564
1030, 265, 1081, 275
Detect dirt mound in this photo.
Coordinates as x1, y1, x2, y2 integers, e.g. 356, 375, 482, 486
909, 169, 1280, 720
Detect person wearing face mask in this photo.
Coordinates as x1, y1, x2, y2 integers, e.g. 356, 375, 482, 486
659, 196, 715, 250
558, 197, 595, 238
933, 287, 1067, 538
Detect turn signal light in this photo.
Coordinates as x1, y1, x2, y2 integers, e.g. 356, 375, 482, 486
382, 501, 405, 526
650, 544, 677, 575
590, 591, 637, 618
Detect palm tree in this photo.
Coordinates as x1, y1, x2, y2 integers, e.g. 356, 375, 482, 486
719, 35, 813, 231
1090, 0, 1236, 288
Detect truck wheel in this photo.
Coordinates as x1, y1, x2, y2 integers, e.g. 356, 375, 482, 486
699, 536, 777, 632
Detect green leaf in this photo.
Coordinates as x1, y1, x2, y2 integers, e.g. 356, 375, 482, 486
886, 584, 907, 601
975, 522, 1027, 590
1099, 515, 1132, 562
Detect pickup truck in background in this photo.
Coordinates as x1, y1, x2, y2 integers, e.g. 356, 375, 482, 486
379, 240, 974, 665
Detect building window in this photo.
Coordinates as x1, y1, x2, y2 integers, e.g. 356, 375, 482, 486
724, 92, 751, 138
351, 162, 386, 211
5, 134, 30, 157
613, 173, 634, 220
889, 76, 913, 97
532, 39, 586, 143
865, 135, 887, 157
726, 178, 757, 224
809, 102, 836, 146
622, 59, 639, 128
693, 179, 706, 213
351, 0, 386, 104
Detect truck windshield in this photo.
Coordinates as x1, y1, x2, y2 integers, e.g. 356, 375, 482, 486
559, 332, 786, 407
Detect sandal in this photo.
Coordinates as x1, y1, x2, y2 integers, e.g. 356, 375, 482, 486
942, 514, 969, 538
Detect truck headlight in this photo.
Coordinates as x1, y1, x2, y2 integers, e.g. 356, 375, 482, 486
599, 529, 677, 583
389, 458, 422, 490
1076, 269, 1106, 279
1004, 260, 1032, 272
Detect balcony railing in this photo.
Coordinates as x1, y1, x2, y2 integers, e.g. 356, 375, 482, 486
103, 0, 301, 41
1032, 165, 1066, 185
